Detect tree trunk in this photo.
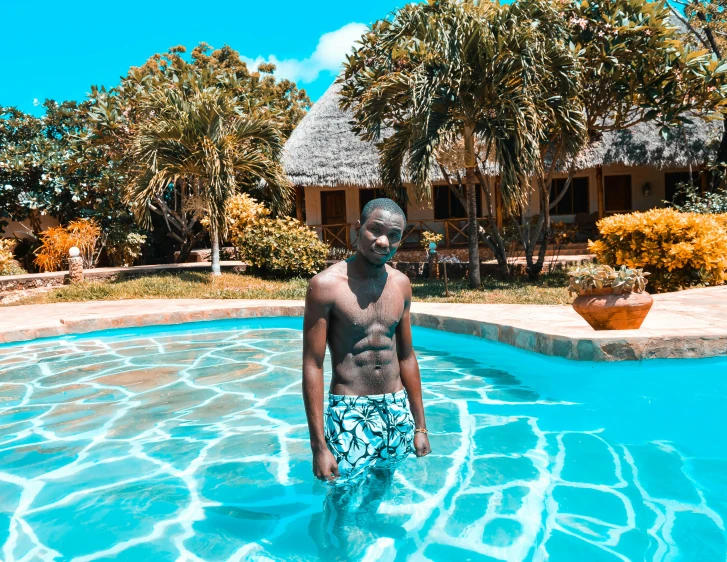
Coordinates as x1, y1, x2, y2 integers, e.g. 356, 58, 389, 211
527, 183, 551, 281
517, 179, 548, 281
464, 126, 480, 288
176, 234, 196, 264
210, 226, 221, 276
475, 169, 510, 278
717, 121, 727, 189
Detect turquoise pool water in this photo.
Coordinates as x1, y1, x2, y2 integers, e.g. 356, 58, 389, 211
0, 318, 726, 561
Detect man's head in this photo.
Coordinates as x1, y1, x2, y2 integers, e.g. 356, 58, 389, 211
355, 197, 407, 266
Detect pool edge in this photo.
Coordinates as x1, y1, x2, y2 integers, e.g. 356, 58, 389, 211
2, 298, 726, 361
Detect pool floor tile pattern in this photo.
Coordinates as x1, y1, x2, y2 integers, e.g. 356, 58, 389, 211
0, 323, 725, 560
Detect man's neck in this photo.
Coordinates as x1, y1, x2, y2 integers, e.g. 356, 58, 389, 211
347, 252, 388, 279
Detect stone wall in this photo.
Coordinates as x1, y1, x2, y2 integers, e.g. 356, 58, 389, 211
0, 263, 247, 292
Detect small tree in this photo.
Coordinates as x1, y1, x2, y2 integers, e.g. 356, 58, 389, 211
87, 43, 310, 263
129, 72, 291, 275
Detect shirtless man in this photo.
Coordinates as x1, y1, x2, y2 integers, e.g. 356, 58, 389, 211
302, 198, 431, 483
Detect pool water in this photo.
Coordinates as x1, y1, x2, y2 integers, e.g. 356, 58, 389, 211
0, 318, 726, 561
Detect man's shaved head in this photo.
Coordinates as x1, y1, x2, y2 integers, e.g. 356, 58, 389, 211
360, 197, 406, 225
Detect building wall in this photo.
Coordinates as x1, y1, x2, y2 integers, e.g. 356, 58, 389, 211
1, 216, 60, 240
303, 164, 699, 244
525, 164, 699, 219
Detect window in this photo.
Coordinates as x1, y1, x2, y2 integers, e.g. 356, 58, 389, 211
433, 185, 482, 219
359, 188, 407, 216
665, 172, 697, 205
550, 177, 589, 215
604, 175, 632, 212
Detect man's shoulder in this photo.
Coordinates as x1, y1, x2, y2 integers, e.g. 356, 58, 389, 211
308, 262, 346, 297
386, 264, 412, 290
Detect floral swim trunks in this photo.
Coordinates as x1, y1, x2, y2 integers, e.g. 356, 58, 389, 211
324, 389, 415, 481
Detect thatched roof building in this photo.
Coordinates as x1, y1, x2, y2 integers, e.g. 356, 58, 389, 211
285, 80, 720, 249
283, 81, 721, 188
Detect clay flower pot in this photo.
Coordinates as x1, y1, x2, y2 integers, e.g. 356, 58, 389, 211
572, 288, 653, 330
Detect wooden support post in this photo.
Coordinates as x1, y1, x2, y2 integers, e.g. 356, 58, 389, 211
444, 221, 451, 248
443, 261, 449, 297
596, 166, 605, 220
295, 186, 304, 223
495, 177, 503, 229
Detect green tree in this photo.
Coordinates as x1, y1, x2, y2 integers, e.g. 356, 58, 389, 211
524, 0, 727, 279
88, 43, 310, 262
340, 0, 559, 287
569, 0, 726, 138
668, 0, 727, 185
0, 101, 142, 268
341, 0, 586, 282
129, 72, 291, 275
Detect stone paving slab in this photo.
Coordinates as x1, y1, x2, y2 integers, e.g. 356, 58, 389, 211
0, 287, 725, 360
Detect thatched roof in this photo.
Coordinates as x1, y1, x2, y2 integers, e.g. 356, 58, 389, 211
283, 80, 721, 188
283, 81, 384, 188
577, 117, 721, 170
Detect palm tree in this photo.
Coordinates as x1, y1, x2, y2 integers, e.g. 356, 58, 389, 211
340, 0, 586, 284
128, 71, 291, 275
340, 0, 545, 288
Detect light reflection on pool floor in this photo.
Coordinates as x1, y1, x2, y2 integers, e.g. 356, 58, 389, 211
0, 318, 725, 561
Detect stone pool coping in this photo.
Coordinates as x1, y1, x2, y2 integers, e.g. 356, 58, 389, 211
1, 286, 725, 360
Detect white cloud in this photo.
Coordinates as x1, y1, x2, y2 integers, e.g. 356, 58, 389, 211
242, 22, 368, 84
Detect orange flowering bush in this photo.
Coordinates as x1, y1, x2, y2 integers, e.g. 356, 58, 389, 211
588, 209, 727, 292
34, 219, 101, 272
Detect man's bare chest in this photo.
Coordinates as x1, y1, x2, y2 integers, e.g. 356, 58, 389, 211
330, 283, 405, 332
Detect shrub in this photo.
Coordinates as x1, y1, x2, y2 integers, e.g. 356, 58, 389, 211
589, 208, 727, 292
226, 193, 271, 239
105, 231, 147, 267
35, 219, 101, 272
672, 183, 727, 214
0, 238, 26, 276
234, 216, 328, 277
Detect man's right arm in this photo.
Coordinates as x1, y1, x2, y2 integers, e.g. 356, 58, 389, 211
302, 275, 340, 481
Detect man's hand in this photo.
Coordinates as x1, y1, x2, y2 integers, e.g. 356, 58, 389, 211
313, 448, 340, 481
414, 432, 431, 457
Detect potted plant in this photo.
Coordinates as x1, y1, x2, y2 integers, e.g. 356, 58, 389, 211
567, 264, 653, 330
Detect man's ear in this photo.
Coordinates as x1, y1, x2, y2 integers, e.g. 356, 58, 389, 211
355, 220, 361, 231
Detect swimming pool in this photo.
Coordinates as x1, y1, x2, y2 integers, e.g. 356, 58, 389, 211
0, 317, 725, 561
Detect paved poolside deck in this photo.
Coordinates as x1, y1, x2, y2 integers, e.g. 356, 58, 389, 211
0, 286, 725, 360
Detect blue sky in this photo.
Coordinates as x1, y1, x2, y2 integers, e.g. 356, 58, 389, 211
2, 0, 414, 115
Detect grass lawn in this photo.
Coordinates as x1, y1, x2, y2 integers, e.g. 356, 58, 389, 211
6, 270, 572, 306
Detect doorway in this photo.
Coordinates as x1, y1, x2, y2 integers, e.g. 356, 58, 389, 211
321, 190, 347, 225
320, 190, 348, 247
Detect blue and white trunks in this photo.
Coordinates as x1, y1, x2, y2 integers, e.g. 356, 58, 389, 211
324, 389, 415, 481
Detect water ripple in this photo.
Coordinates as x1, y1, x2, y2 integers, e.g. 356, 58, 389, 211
0, 321, 725, 561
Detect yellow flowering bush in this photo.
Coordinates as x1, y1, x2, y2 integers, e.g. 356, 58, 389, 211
588, 209, 727, 292
34, 219, 101, 272
222, 193, 271, 239
234, 216, 328, 277
0, 238, 25, 276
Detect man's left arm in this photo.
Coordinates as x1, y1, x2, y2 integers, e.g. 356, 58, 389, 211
396, 278, 431, 457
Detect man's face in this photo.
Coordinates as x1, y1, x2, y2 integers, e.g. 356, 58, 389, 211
357, 209, 406, 266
